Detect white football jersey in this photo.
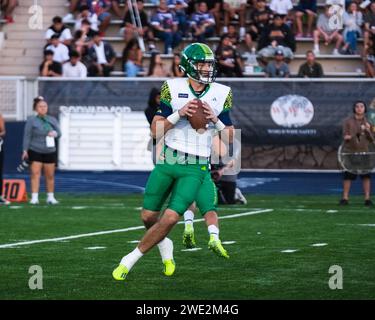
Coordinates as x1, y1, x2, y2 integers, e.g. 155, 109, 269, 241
160, 78, 232, 157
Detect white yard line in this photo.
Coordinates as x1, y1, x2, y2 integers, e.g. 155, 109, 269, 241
0, 209, 273, 249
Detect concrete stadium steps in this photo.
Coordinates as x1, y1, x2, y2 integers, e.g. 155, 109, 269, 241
0, 0, 67, 76
0, 0, 367, 77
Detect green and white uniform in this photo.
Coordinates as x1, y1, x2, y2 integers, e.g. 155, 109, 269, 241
143, 78, 232, 215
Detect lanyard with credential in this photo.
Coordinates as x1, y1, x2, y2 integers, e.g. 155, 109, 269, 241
38, 116, 53, 132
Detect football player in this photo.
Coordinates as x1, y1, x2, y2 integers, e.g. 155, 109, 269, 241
113, 43, 234, 281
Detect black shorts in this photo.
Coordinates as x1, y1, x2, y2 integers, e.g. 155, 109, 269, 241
28, 149, 57, 164
343, 171, 371, 181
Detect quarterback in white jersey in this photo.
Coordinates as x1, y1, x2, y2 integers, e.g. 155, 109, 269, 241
113, 43, 233, 282
158, 77, 232, 157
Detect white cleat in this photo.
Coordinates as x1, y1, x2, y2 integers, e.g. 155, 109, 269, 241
46, 198, 59, 205
235, 188, 247, 205
29, 199, 39, 205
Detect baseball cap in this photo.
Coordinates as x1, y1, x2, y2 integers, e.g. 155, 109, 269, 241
275, 49, 284, 56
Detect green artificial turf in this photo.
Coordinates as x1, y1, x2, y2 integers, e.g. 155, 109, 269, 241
0, 194, 374, 300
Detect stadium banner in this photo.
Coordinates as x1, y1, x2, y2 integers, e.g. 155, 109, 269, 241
39, 79, 375, 170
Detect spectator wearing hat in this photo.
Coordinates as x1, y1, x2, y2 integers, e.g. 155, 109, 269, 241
45, 34, 70, 64
62, 50, 88, 78
297, 50, 324, 77
45, 16, 73, 47
257, 14, 295, 61
264, 49, 290, 77
39, 49, 63, 77
87, 31, 116, 77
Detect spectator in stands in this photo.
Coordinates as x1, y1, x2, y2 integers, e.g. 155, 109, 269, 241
269, 0, 293, 15
168, 0, 189, 38
122, 37, 143, 77
313, 5, 344, 55
111, 0, 125, 19
222, 0, 247, 40
63, 0, 82, 22
190, 1, 216, 43
87, 31, 116, 76
364, 1, 375, 54
341, 1, 363, 54
0, 112, 9, 205
45, 34, 70, 64
227, 23, 240, 47
196, 0, 223, 35
150, 0, 182, 54
1, 0, 17, 23
297, 50, 324, 77
171, 53, 184, 76
73, 19, 96, 57
247, 0, 273, 43
215, 33, 243, 77
62, 50, 88, 78
364, 37, 375, 77
45, 16, 73, 47
148, 52, 171, 76
264, 48, 290, 77
257, 14, 295, 61
294, 0, 317, 38
91, 0, 112, 36
74, 4, 99, 32
121, 0, 153, 43
22, 96, 61, 205
39, 49, 63, 77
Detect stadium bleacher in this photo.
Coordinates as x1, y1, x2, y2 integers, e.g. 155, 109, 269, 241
0, 0, 370, 77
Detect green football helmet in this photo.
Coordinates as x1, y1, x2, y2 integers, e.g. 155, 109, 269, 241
179, 43, 217, 84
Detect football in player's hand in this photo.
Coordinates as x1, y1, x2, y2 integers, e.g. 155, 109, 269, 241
188, 99, 209, 132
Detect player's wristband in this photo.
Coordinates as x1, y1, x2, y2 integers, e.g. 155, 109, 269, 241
167, 111, 180, 125
215, 119, 226, 131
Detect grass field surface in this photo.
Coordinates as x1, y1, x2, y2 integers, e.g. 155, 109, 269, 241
0, 194, 374, 300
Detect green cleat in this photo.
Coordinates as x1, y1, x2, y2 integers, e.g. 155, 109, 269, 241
183, 224, 196, 248
112, 264, 129, 281
208, 235, 229, 259
163, 259, 176, 276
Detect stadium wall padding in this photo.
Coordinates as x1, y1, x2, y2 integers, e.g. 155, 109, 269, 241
38, 80, 375, 170
3, 121, 25, 173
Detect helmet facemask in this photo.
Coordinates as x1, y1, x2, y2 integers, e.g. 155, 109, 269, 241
181, 55, 217, 84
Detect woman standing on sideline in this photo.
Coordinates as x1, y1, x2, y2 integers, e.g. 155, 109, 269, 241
22, 97, 61, 205
0, 113, 10, 205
